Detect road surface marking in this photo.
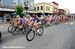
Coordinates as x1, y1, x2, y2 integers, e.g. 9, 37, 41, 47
2, 46, 25, 48
70, 22, 74, 25
65, 22, 68, 24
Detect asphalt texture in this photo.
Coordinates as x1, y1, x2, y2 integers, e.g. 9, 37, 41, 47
0, 20, 75, 49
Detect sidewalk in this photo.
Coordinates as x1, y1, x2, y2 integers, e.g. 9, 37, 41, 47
0, 24, 10, 31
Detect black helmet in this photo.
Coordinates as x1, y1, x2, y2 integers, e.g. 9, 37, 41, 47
32, 14, 36, 17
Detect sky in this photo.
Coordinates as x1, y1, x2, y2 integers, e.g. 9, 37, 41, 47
34, 0, 75, 13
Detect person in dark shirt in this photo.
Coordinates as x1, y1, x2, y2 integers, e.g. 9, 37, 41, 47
29, 14, 41, 32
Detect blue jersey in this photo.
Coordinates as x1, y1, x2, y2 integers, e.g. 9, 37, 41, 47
20, 18, 25, 24
31, 17, 40, 22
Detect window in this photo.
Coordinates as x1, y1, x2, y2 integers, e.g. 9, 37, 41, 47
37, 6, 39, 10
48, 7, 50, 11
46, 6, 47, 11
2, 0, 13, 6
31, 2, 33, 6
46, 6, 50, 11
34, 7, 36, 10
46, 6, 48, 11
41, 6, 43, 10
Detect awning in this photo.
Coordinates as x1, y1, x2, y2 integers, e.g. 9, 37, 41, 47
0, 8, 15, 12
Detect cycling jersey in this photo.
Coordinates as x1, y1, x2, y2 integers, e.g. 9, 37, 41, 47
14, 18, 20, 25
20, 18, 25, 24
31, 17, 40, 22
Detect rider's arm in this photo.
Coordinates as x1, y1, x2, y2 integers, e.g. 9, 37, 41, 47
29, 19, 34, 26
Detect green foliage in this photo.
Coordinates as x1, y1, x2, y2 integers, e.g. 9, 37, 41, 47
15, 5, 24, 17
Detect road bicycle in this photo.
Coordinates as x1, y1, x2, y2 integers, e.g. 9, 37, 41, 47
11, 23, 28, 35
8, 23, 14, 33
8, 23, 28, 35
26, 22, 44, 41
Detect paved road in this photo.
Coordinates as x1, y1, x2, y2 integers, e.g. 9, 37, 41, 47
0, 21, 75, 49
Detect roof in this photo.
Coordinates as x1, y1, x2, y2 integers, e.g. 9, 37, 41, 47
58, 9, 65, 12
52, 1, 59, 5
34, 2, 52, 6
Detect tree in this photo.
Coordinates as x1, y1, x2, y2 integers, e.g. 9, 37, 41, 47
15, 5, 24, 17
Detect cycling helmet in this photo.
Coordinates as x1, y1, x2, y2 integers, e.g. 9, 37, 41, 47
32, 14, 36, 18
16, 15, 20, 18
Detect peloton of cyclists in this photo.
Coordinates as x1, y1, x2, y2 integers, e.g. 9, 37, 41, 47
13, 14, 41, 32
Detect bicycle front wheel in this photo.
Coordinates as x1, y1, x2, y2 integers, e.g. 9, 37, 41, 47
11, 26, 19, 35
8, 25, 13, 33
26, 29, 35, 41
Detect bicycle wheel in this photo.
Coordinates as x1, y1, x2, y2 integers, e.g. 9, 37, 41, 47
46, 21, 50, 27
8, 25, 13, 33
26, 29, 35, 41
22, 27, 27, 35
22, 24, 29, 35
11, 26, 19, 35
38, 27, 44, 36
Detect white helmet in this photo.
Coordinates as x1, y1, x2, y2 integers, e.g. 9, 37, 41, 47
16, 15, 20, 17
26, 15, 31, 18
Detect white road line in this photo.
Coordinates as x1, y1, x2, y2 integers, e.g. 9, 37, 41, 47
2, 46, 25, 48
65, 22, 68, 24
70, 22, 74, 25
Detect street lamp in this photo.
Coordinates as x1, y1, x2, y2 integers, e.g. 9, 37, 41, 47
24, 1, 29, 15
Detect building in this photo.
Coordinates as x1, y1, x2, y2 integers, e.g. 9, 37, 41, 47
34, 2, 54, 16
0, 0, 1, 2
13, 0, 34, 10
0, 0, 15, 23
64, 8, 70, 15
50, 1, 59, 14
1, 0, 14, 6
58, 9, 66, 15
58, 8, 70, 16
26, 0, 34, 10
0, 0, 34, 23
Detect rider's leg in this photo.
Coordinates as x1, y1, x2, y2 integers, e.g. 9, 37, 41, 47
33, 23, 39, 32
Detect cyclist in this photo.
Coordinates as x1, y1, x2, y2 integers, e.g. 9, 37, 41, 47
19, 16, 25, 28
25, 15, 31, 24
29, 14, 41, 32
14, 15, 21, 26
40, 15, 46, 26
46, 15, 50, 21
40, 15, 44, 20
46, 15, 50, 24
14, 15, 25, 28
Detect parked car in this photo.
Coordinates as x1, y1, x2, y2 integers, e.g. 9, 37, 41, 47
0, 31, 1, 41
0, 17, 3, 24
